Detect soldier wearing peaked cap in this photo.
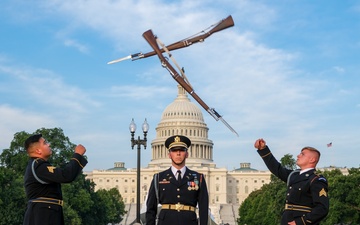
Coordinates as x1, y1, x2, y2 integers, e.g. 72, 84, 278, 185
146, 135, 209, 225
254, 138, 329, 225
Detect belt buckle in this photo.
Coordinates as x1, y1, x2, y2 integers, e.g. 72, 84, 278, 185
175, 203, 184, 211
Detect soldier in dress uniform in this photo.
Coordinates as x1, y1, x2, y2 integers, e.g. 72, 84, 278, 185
23, 134, 88, 225
254, 138, 329, 225
146, 135, 209, 225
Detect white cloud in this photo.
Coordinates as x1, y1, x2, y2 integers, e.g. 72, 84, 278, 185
1, 0, 359, 170
63, 39, 89, 53
0, 62, 101, 113
0, 104, 56, 149
333, 66, 345, 74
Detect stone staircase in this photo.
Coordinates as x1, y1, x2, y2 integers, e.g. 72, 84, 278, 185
119, 204, 137, 225
218, 204, 239, 225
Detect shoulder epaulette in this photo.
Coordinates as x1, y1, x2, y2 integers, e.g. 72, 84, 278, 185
310, 174, 327, 184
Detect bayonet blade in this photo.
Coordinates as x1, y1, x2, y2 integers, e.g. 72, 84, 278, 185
107, 53, 143, 64
107, 55, 132, 64
219, 117, 239, 137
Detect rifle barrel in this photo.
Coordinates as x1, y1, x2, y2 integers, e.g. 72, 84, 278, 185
140, 15, 234, 59
108, 15, 235, 63
142, 29, 239, 137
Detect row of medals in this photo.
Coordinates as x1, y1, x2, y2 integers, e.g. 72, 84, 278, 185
188, 179, 199, 190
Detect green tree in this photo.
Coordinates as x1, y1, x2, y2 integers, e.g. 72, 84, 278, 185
0, 128, 77, 172
238, 154, 296, 225
280, 153, 296, 170
0, 128, 126, 225
90, 188, 126, 225
321, 167, 360, 225
0, 131, 30, 173
238, 152, 360, 225
0, 166, 26, 225
62, 174, 95, 225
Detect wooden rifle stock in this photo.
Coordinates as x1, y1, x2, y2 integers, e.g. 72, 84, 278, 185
142, 16, 239, 136
107, 15, 234, 64
140, 15, 234, 59
142, 30, 212, 112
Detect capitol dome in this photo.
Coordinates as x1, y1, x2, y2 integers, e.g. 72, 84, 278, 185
161, 86, 204, 122
148, 85, 215, 168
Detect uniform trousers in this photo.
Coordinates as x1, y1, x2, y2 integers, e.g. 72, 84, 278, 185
23, 202, 64, 225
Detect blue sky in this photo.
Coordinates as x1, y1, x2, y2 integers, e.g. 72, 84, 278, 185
1, 0, 359, 171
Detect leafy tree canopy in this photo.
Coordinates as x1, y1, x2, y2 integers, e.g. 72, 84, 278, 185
0, 127, 126, 225
238, 153, 360, 225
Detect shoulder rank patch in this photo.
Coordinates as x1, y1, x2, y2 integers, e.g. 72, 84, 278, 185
47, 166, 56, 173
319, 188, 327, 197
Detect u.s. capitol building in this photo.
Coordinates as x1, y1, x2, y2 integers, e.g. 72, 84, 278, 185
85, 85, 272, 225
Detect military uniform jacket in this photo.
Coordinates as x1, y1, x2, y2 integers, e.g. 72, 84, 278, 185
23, 153, 87, 225
258, 146, 329, 225
146, 167, 209, 225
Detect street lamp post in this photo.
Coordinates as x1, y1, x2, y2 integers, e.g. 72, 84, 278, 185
129, 118, 149, 224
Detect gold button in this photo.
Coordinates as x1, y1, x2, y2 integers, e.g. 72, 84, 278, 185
177, 195, 180, 198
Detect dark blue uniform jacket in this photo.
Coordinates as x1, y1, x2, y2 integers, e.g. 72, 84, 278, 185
146, 167, 209, 225
258, 146, 329, 225
23, 153, 87, 225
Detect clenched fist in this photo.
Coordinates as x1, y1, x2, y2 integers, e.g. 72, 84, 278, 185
254, 138, 266, 150
75, 144, 86, 155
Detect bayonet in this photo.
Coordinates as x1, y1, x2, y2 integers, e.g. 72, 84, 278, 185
108, 15, 234, 64
142, 29, 239, 137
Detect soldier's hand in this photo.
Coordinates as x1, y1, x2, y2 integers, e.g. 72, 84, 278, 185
75, 144, 86, 155
254, 138, 266, 150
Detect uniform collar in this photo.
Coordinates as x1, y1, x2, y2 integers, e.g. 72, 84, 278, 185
299, 168, 314, 175
171, 166, 186, 178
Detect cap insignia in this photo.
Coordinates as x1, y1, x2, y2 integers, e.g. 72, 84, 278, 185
174, 136, 180, 143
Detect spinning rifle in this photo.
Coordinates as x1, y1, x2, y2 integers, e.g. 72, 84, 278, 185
107, 15, 234, 64
108, 15, 238, 136
142, 29, 238, 136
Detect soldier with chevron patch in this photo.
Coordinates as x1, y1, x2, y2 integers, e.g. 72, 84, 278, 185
255, 138, 329, 225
